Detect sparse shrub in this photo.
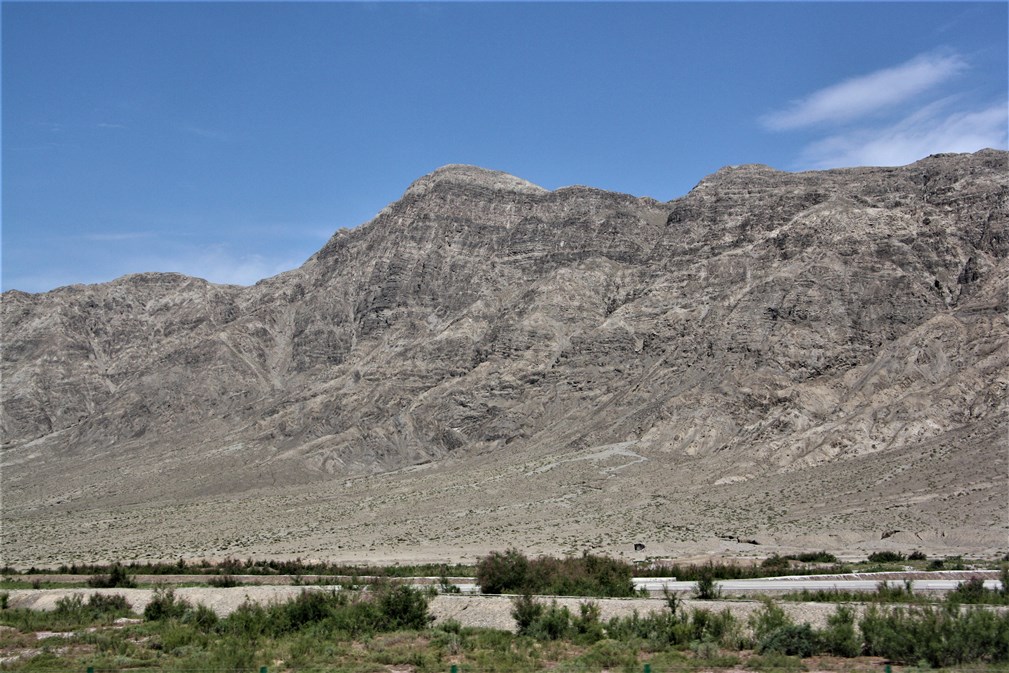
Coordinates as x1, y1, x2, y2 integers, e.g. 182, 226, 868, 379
860, 603, 1009, 666
758, 623, 819, 657
948, 576, 987, 603
87, 562, 136, 589
605, 607, 681, 646
749, 598, 793, 643
867, 551, 906, 563
747, 652, 806, 672
944, 555, 965, 570
437, 569, 460, 594
221, 598, 272, 638
144, 588, 191, 621
944, 575, 1009, 605
821, 604, 861, 657
792, 551, 839, 564
52, 593, 132, 625
477, 549, 635, 597
509, 594, 577, 640
908, 550, 927, 561
695, 568, 721, 600
378, 584, 432, 630
437, 617, 462, 633
511, 593, 544, 636
577, 638, 637, 669
761, 554, 791, 572
532, 601, 573, 640
572, 601, 605, 643
689, 607, 738, 644
207, 574, 240, 588
478, 548, 530, 594
185, 602, 219, 630
0, 592, 7, 610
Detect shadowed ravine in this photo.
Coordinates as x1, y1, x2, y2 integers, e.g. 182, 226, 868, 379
2, 150, 1007, 566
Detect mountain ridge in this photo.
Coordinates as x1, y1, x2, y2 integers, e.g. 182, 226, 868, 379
2, 149, 1006, 565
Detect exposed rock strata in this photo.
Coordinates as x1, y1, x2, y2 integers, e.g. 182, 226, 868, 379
2, 151, 1006, 564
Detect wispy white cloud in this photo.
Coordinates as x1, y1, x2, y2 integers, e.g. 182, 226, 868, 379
763, 49, 1007, 169
799, 100, 1008, 168
762, 52, 967, 131
80, 231, 156, 242
179, 124, 232, 142
143, 245, 299, 287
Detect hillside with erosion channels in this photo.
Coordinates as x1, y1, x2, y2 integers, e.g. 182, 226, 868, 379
2, 150, 1007, 567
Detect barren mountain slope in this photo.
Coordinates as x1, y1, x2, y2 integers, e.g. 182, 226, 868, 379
2, 150, 1006, 566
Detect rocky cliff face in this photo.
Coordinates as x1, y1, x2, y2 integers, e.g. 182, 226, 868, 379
3, 151, 1006, 564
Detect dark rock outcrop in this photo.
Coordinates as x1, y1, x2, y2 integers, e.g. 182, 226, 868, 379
2, 150, 1006, 563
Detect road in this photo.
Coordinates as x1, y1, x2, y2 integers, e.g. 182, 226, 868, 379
449, 572, 1002, 595
628, 576, 1002, 595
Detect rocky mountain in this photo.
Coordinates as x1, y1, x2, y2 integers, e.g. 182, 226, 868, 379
2, 150, 1007, 566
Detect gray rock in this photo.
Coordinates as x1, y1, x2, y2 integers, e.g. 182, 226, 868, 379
2, 150, 1006, 564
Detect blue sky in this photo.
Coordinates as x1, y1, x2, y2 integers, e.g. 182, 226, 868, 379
3, 2, 1006, 293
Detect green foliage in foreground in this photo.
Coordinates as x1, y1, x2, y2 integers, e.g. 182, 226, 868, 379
3, 585, 1009, 672
861, 603, 1009, 667
143, 584, 433, 638
477, 549, 636, 597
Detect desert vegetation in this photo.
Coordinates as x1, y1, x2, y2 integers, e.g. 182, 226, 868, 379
782, 571, 1009, 606
3, 581, 1009, 672
2, 557, 477, 578
476, 549, 637, 597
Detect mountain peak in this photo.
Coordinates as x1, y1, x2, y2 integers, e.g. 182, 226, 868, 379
404, 164, 547, 197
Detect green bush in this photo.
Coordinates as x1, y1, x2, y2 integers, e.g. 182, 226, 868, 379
478, 549, 530, 594
792, 551, 839, 564
532, 601, 573, 640
87, 562, 136, 588
694, 568, 721, 600
760, 555, 791, 572
860, 603, 1009, 666
820, 604, 860, 657
478, 549, 635, 597
511, 594, 551, 638
215, 586, 430, 639
748, 598, 792, 642
867, 551, 905, 563
144, 588, 191, 621
378, 584, 433, 630
943, 575, 1009, 605
575, 638, 638, 670
53, 593, 133, 623
606, 608, 681, 647
758, 623, 819, 656
185, 602, 219, 630
688, 607, 739, 644
221, 598, 272, 638
206, 574, 240, 588
572, 601, 605, 643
